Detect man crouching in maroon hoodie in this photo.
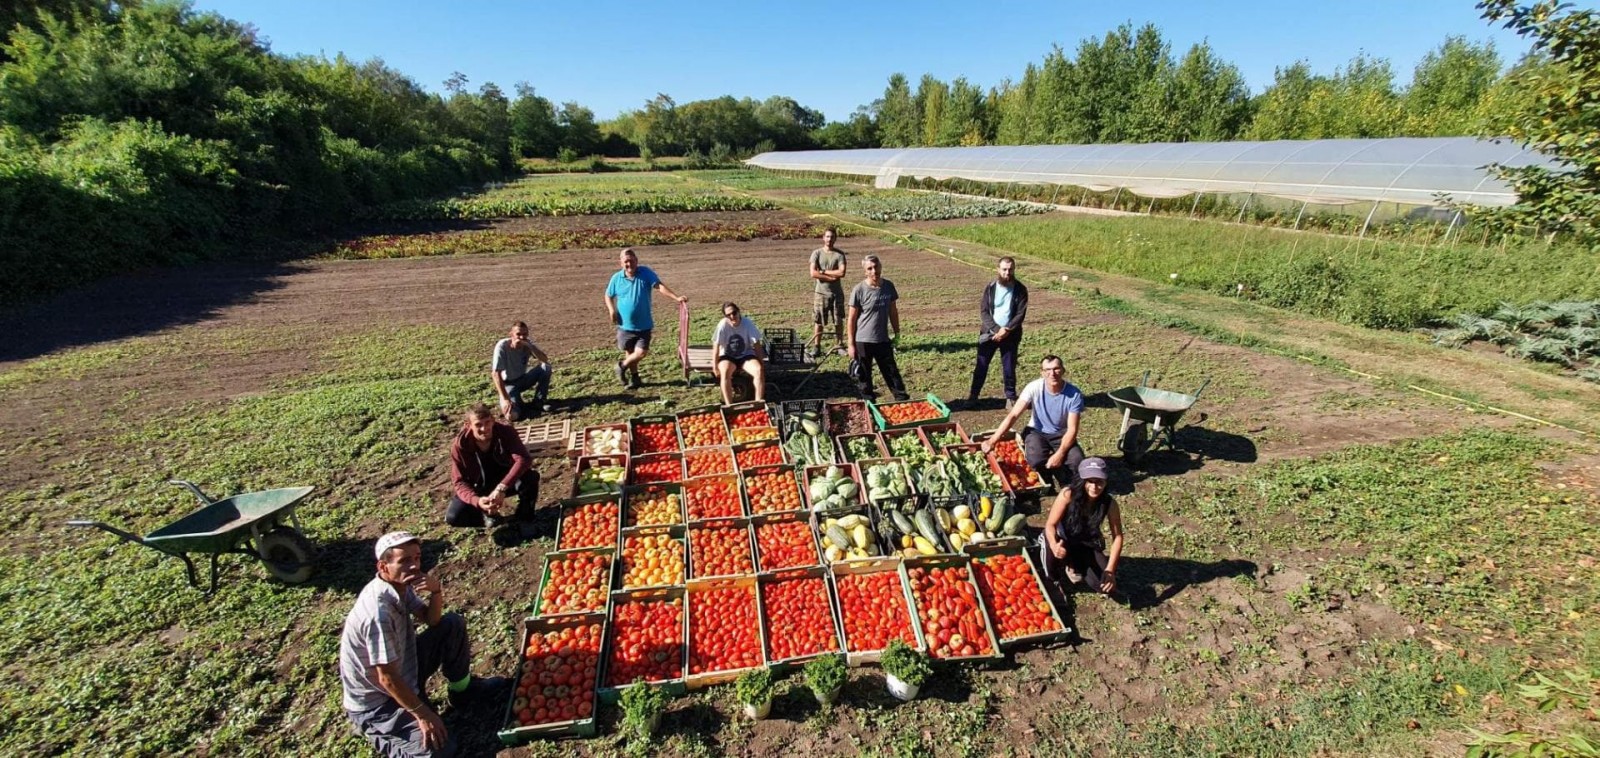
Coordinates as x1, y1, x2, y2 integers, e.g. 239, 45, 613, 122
447, 404, 541, 536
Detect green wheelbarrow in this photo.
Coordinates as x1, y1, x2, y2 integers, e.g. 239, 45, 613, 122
1109, 372, 1209, 467
68, 480, 318, 594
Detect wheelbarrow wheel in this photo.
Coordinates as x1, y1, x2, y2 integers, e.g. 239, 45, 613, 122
1120, 422, 1149, 467
258, 527, 315, 584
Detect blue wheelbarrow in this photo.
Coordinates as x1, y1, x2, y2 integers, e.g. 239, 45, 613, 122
68, 480, 317, 593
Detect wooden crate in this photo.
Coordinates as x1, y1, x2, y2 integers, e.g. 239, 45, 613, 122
686, 517, 756, 580
553, 493, 623, 551
533, 547, 615, 617
571, 454, 629, 499
827, 557, 925, 666
676, 404, 732, 449
621, 483, 685, 528
801, 462, 865, 513
571, 422, 628, 459
965, 540, 1071, 650
684, 575, 767, 690
497, 613, 604, 744
750, 511, 823, 573
615, 525, 687, 592
902, 555, 1004, 662
759, 566, 843, 671
598, 586, 688, 704
516, 418, 571, 455
835, 431, 887, 464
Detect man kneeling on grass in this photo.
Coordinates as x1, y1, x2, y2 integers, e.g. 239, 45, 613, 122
341, 531, 507, 757
446, 404, 540, 537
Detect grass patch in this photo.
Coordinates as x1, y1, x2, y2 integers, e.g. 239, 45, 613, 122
940, 214, 1600, 330
683, 169, 850, 191
317, 221, 830, 260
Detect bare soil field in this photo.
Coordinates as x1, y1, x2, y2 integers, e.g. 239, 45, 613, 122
3, 205, 1591, 757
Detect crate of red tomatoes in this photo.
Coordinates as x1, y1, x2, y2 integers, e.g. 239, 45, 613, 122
498, 612, 605, 743
741, 464, 805, 515
629, 414, 680, 456
599, 586, 688, 705
684, 575, 767, 689
628, 452, 684, 487
676, 405, 731, 449
972, 430, 1047, 495
732, 439, 787, 471
869, 393, 952, 431
534, 547, 614, 617
827, 557, 924, 666
681, 446, 735, 479
722, 401, 777, 445
759, 566, 843, 671
554, 494, 622, 551
751, 511, 823, 572
682, 473, 747, 521
965, 540, 1070, 650
687, 517, 755, 580
903, 555, 1003, 662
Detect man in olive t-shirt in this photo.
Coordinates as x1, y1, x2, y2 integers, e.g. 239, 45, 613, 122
807, 228, 847, 359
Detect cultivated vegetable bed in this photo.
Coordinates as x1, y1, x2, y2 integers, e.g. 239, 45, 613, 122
505, 401, 1069, 742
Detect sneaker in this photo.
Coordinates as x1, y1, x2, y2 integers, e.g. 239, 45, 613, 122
1064, 566, 1084, 586
1005, 398, 1016, 411
448, 676, 510, 708
629, 367, 642, 389
614, 361, 628, 387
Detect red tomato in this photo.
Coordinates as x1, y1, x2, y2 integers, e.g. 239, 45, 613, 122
679, 412, 730, 448
633, 421, 680, 455
764, 575, 838, 660
754, 518, 821, 571
557, 498, 619, 550
909, 563, 995, 659
974, 553, 1061, 640
688, 585, 760, 674
734, 442, 786, 470
835, 570, 916, 653
685, 475, 743, 520
689, 521, 753, 578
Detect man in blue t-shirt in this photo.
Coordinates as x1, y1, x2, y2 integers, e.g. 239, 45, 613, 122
981, 354, 1086, 489
603, 248, 686, 389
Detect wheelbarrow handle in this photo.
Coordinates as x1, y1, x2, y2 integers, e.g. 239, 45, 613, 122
1190, 378, 1211, 400
168, 480, 214, 506
1139, 370, 1151, 389
67, 519, 154, 549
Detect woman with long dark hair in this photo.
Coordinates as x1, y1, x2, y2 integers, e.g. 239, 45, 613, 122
1040, 457, 1123, 594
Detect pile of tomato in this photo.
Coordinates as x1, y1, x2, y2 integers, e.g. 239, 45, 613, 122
632, 420, 679, 455
688, 584, 761, 674
683, 447, 733, 478
631, 454, 682, 485
557, 498, 619, 550
538, 552, 610, 615
834, 571, 917, 653
733, 442, 785, 470
730, 426, 778, 443
973, 553, 1061, 640
727, 407, 772, 430
625, 486, 681, 527
685, 475, 743, 520
991, 437, 1043, 490
763, 574, 839, 660
878, 400, 943, 426
605, 596, 684, 686
511, 619, 600, 728
744, 469, 803, 514
908, 564, 994, 659
754, 518, 819, 571
689, 521, 753, 578
678, 411, 729, 448
620, 532, 684, 588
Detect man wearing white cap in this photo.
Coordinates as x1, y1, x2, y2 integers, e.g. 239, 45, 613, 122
340, 532, 506, 757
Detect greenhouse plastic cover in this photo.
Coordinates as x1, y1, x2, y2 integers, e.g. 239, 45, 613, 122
745, 137, 1556, 207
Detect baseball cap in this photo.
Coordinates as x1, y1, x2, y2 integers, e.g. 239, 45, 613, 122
375, 531, 420, 560
1078, 457, 1109, 481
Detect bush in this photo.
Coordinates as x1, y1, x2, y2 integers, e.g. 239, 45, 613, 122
734, 667, 773, 705
880, 639, 931, 686
804, 654, 847, 699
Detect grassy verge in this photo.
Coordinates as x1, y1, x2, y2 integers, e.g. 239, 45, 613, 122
363, 173, 775, 221
683, 169, 851, 191
939, 214, 1600, 330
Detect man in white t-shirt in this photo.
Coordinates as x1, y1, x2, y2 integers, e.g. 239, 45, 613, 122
490, 321, 551, 421
340, 532, 507, 757
712, 301, 767, 405
980, 354, 1086, 489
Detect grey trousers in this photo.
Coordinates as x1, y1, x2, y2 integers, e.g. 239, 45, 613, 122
345, 612, 471, 757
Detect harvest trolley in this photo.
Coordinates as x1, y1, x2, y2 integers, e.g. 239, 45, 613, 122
1109, 371, 1210, 465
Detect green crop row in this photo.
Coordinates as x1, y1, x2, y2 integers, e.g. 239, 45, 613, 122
321, 221, 833, 260
362, 192, 775, 221
806, 189, 1051, 223
684, 169, 852, 190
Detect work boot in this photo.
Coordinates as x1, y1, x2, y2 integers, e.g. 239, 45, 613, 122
448, 676, 510, 708
629, 367, 642, 389
614, 361, 628, 388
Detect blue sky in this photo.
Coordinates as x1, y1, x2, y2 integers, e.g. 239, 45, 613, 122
194, 0, 1539, 122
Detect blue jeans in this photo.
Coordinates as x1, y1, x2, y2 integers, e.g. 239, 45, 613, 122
505, 366, 550, 418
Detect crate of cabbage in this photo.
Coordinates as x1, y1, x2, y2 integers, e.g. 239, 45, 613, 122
780, 408, 835, 467
802, 463, 864, 512
857, 458, 915, 506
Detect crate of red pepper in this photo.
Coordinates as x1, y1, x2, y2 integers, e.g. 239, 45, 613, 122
824, 400, 874, 436
965, 540, 1070, 650
759, 566, 843, 671
827, 557, 925, 666
629, 414, 680, 455
732, 439, 788, 470
682, 473, 747, 521
554, 494, 622, 551
629, 452, 684, 486
498, 612, 605, 744
741, 464, 805, 515
676, 405, 731, 449
869, 392, 952, 430
534, 547, 614, 617
903, 555, 1003, 661
598, 586, 688, 704
684, 575, 767, 689
972, 430, 1047, 494
750, 511, 823, 572
687, 517, 755, 579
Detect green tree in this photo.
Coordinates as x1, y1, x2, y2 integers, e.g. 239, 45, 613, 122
753, 95, 823, 150
1167, 42, 1251, 141
557, 101, 600, 155
509, 83, 560, 158
916, 74, 948, 146
1403, 37, 1502, 135
876, 73, 918, 147
937, 76, 987, 146
1473, 0, 1600, 245
993, 64, 1038, 145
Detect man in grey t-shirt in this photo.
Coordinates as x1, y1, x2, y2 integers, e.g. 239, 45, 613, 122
846, 255, 909, 402
807, 228, 847, 359
340, 532, 506, 757
491, 320, 551, 421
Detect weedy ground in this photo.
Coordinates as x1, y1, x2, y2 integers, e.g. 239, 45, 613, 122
1, 173, 1596, 756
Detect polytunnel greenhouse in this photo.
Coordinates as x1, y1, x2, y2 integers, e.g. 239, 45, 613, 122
746, 137, 1558, 236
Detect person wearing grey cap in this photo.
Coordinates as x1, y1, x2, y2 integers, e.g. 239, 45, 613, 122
339, 532, 507, 757
1040, 457, 1123, 595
